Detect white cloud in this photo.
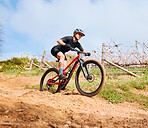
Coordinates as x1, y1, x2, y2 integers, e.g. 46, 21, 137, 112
0, 0, 148, 56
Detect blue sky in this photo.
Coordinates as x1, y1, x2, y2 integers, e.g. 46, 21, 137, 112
0, 0, 148, 61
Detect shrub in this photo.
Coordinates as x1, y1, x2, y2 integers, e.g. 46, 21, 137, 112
0, 57, 30, 73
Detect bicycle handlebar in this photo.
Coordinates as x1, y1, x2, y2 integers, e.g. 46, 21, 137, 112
70, 47, 82, 53
70, 47, 90, 56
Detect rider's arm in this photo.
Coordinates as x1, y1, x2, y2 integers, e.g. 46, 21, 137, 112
83, 50, 87, 53
57, 39, 66, 46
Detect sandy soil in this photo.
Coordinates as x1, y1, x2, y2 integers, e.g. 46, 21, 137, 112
0, 73, 148, 128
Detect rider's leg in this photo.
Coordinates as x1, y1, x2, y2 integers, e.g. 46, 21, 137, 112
57, 52, 67, 79
61, 60, 67, 90
57, 52, 64, 74
63, 60, 67, 69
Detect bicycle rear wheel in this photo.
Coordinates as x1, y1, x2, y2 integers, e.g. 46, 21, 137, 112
75, 59, 106, 97
40, 68, 59, 93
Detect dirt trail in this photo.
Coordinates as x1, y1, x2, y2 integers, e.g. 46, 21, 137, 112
0, 73, 148, 128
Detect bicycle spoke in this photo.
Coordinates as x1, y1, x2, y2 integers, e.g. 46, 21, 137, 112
76, 60, 105, 96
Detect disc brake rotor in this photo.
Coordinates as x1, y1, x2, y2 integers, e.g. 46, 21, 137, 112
87, 73, 95, 83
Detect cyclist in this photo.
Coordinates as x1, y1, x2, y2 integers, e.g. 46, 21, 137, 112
51, 29, 90, 79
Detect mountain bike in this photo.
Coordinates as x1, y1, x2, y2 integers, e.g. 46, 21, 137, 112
40, 48, 106, 97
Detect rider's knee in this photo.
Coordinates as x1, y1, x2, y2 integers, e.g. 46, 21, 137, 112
57, 52, 65, 61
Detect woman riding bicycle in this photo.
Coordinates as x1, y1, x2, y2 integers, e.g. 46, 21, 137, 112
51, 29, 90, 79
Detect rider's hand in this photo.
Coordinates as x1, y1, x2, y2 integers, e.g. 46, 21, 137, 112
85, 52, 91, 56
64, 44, 71, 49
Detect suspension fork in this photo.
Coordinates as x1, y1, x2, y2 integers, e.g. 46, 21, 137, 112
78, 58, 90, 78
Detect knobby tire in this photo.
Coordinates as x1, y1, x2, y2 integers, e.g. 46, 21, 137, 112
75, 59, 106, 97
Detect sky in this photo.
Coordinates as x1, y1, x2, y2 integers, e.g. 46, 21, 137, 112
0, 0, 148, 61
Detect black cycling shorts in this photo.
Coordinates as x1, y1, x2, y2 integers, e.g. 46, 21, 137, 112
51, 46, 67, 61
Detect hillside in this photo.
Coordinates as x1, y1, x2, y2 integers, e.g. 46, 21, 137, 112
0, 73, 148, 128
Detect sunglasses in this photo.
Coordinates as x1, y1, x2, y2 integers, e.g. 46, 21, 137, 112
77, 32, 84, 37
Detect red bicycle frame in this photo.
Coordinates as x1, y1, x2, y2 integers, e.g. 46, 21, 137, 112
47, 54, 81, 86
63, 54, 81, 74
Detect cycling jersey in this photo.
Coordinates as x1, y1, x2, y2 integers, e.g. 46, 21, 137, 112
51, 36, 84, 60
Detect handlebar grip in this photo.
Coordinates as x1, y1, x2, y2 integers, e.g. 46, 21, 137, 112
85, 53, 91, 56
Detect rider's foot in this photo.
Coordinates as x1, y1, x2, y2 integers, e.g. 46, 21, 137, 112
59, 74, 67, 80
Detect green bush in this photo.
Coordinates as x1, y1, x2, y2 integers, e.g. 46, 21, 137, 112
33, 58, 40, 66
0, 57, 30, 73
11, 57, 22, 65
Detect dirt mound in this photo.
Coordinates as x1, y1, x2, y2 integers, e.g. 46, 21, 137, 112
0, 95, 65, 128
0, 73, 148, 128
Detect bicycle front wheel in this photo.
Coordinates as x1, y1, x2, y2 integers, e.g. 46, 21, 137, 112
40, 68, 59, 93
75, 59, 106, 97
